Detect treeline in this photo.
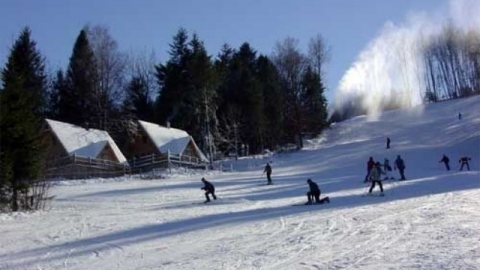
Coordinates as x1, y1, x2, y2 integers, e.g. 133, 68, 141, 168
0, 26, 329, 210
423, 24, 480, 102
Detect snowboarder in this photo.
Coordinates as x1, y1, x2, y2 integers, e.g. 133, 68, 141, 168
439, 154, 450, 171
386, 137, 391, 149
200, 178, 217, 203
368, 162, 384, 195
459, 156, 471, 171
394, 155, 406, 180
305, 179, 329, 205
364, 157, 375, 183
383, 158, 392, 172
263, 162, 273, 185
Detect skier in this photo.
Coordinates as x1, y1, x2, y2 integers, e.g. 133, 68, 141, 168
458, 112, 462, 120
394, 155, 406, 180
368, 162, 384, 195
305, 179, 330, 205
200, 178, 217, 203
383, 158, 392, 172
263, 162, 273, 185
386, 137, 391, 149
439, 154, 450, 171
364, 157, 375, 183
383, 158, 393, 180
459, 156, 471, 171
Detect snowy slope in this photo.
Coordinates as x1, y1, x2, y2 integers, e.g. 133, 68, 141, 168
1, 97, 479, 270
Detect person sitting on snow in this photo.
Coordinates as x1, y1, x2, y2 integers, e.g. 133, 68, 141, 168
305, 179, 330, 205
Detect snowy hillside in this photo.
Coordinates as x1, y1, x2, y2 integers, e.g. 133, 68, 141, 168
1, 97, 479, 270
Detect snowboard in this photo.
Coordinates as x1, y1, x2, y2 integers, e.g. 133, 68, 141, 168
292, 197, 330, 206
362, 193, 385, 197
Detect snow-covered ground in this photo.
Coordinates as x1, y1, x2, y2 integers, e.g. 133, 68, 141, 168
1, 96, 479, 270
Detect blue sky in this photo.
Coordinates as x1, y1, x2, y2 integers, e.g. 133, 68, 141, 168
1, 0, 445, 102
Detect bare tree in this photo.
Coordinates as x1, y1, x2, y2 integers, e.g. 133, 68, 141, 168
86, 24, 128, 129
272, 37, 308, 141
128, 49, 157, 101
308, 34, 331, 77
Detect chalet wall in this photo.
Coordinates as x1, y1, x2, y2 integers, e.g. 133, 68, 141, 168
98, 143, 119, 162
41, 130, 68, 160
126, 129, 160, 158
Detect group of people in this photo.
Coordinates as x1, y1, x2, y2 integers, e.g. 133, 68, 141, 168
439, 154, 472, 171
200, 162, 331, 205
199, 142, 473, 203
363, 155, 405, 195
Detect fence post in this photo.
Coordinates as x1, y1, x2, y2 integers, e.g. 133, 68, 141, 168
73, 153, 76, 164
167, 150, 171, 173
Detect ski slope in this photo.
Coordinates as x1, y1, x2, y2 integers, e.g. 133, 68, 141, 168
1, 96, 479, 270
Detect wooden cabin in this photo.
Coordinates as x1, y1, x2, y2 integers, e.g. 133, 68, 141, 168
126, 120, 208, 171
41, 119, 129, 179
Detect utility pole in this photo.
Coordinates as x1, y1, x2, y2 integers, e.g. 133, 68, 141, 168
204, 88, 214, 166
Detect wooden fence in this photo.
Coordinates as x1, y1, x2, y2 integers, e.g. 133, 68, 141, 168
44, 154, 130, 180
129, 151, 208, 174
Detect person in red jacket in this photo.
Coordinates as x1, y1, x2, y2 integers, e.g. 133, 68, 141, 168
364, 157, 375, 183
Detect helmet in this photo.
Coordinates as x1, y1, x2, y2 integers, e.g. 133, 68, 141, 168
307, 179, 312, 183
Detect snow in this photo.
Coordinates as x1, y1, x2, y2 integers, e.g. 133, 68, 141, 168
1, 97, 479, 270
138, 120, 209, 162
46, 119, 128, 164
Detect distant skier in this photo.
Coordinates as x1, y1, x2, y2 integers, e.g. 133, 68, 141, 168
394, 155, 406, 180
439, 154, 450, 171
459, 156, 471, 171
368, 162, 384, 195
305, 179, 330, 205
458, 112, 462, 120
200, 178, 217, 203
386, 137, 391, 149
263, 162, 273, 185
364, 157, 375, 183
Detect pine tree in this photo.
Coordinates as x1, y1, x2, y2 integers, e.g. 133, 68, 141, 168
0, 28, 47, 211
122, 76, 154, 122
61, 29, 98, 128
300, 65, 328, 133
155, 28, 190, 126
256, 55, 283, 150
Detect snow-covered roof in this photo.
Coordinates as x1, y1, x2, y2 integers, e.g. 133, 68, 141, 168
138, 120, 209, 162
45, 119, 128, 164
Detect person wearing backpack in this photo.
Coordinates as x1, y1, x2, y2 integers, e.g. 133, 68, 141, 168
368, 162, 384, 195
394, 155, 406, 180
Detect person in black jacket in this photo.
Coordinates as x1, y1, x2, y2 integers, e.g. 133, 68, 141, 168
394, 155, 406, 180
306, 179, 330, 205
439, 154, 450, 171
263, 162, 273, 185
459, 156, 471, 171
201, 178, 217, 203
